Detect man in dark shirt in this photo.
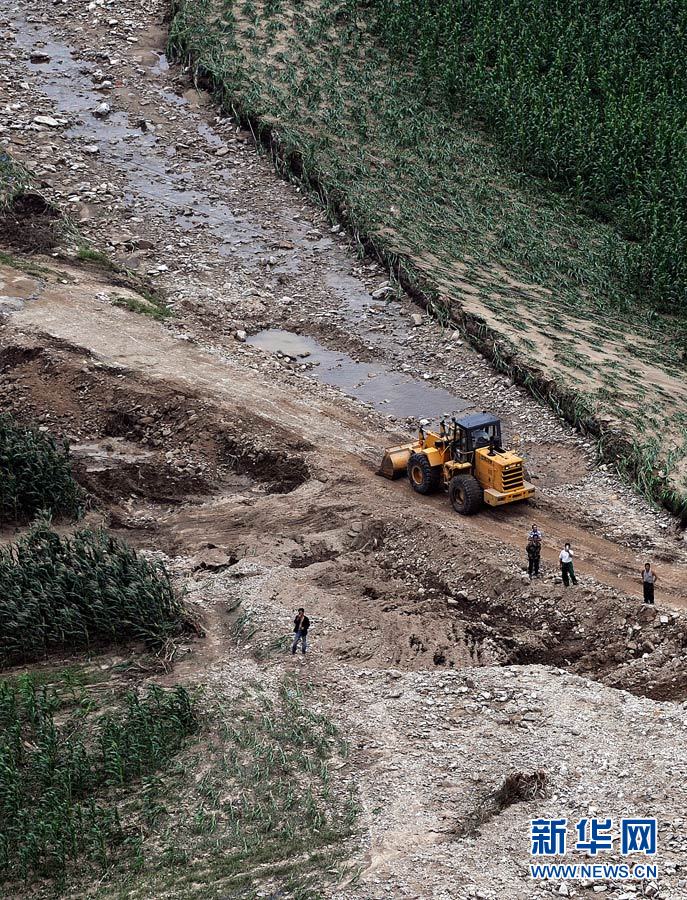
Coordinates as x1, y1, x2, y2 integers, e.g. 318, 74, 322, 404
526, 539, 541, 577
292, 607, 310, 655
641, 563, 657, 605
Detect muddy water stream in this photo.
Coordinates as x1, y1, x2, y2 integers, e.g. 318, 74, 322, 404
14, 22, 372, 275
15, 21, 267, 251
12, 18, 472, 422
248, 329, 468, 421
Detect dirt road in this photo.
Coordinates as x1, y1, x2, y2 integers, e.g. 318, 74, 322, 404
2, 0, 684, 588
2, 0, 687, 897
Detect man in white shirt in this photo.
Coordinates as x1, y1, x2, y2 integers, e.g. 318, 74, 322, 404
559, 543, 578, 587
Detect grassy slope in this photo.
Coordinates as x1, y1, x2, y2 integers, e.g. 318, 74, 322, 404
2, 661, 356, 899
168, 0, 687, 518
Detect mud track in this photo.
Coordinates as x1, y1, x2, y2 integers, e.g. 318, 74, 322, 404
1, 1, 687, 897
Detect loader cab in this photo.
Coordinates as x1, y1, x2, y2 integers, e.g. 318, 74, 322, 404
453, 413, 502, 459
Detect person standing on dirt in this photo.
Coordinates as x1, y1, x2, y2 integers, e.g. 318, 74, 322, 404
291, 607, 310, 656
526, 538, 541, 578
529, 524, 543, 545
641, 563, 657, 605
559, 542, 578, 587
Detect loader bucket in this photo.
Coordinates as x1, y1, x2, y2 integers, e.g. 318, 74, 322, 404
378, 445, 413, 480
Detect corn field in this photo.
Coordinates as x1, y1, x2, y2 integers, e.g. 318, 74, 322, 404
0, 414, 83, 524
0, 521, 186, 667
370, 0, 687, 311
0, 676, 198, 882
148, 678, 358, 895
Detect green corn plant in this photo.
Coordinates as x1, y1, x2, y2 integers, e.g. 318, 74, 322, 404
0, 679, 198, 884
0, 415, 84, 524
0, 521, 188, 667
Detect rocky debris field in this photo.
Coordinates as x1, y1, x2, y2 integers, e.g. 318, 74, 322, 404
178, 560, 687, 900
1, 0, 686, 897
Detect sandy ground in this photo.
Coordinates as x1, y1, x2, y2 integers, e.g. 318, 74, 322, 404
1, 0, 687, 897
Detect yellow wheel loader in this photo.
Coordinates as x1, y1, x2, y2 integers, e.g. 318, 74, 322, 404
379, 413, 535, 515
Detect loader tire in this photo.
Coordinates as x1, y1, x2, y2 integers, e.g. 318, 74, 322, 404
407, 453, 441, 495
449, 474, 483, 515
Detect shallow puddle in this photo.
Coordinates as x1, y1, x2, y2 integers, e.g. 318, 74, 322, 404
248, 329, 468, 422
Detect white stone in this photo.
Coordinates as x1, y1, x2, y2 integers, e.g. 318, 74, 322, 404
33, 115, 60, 127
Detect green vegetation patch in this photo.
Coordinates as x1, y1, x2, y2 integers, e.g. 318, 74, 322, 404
76, 246, 118, 268
110, 292, 172, 320
0, 151, 30, 211
87, 679, 357, 899
0, 151, 62, 251
168, 0, 687, 516
0, 250, 58, 278
0, 414, 84, 524
74, 247, 172, 319
0, 675, 198, 886
371, 0, 687, 312
0, 521, 187, 667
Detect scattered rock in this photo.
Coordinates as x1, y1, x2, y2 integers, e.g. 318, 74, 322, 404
193, 548, 235, 571
93, 101, 111, 118
33, 115, 60, 128
638, 604, 657, 623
